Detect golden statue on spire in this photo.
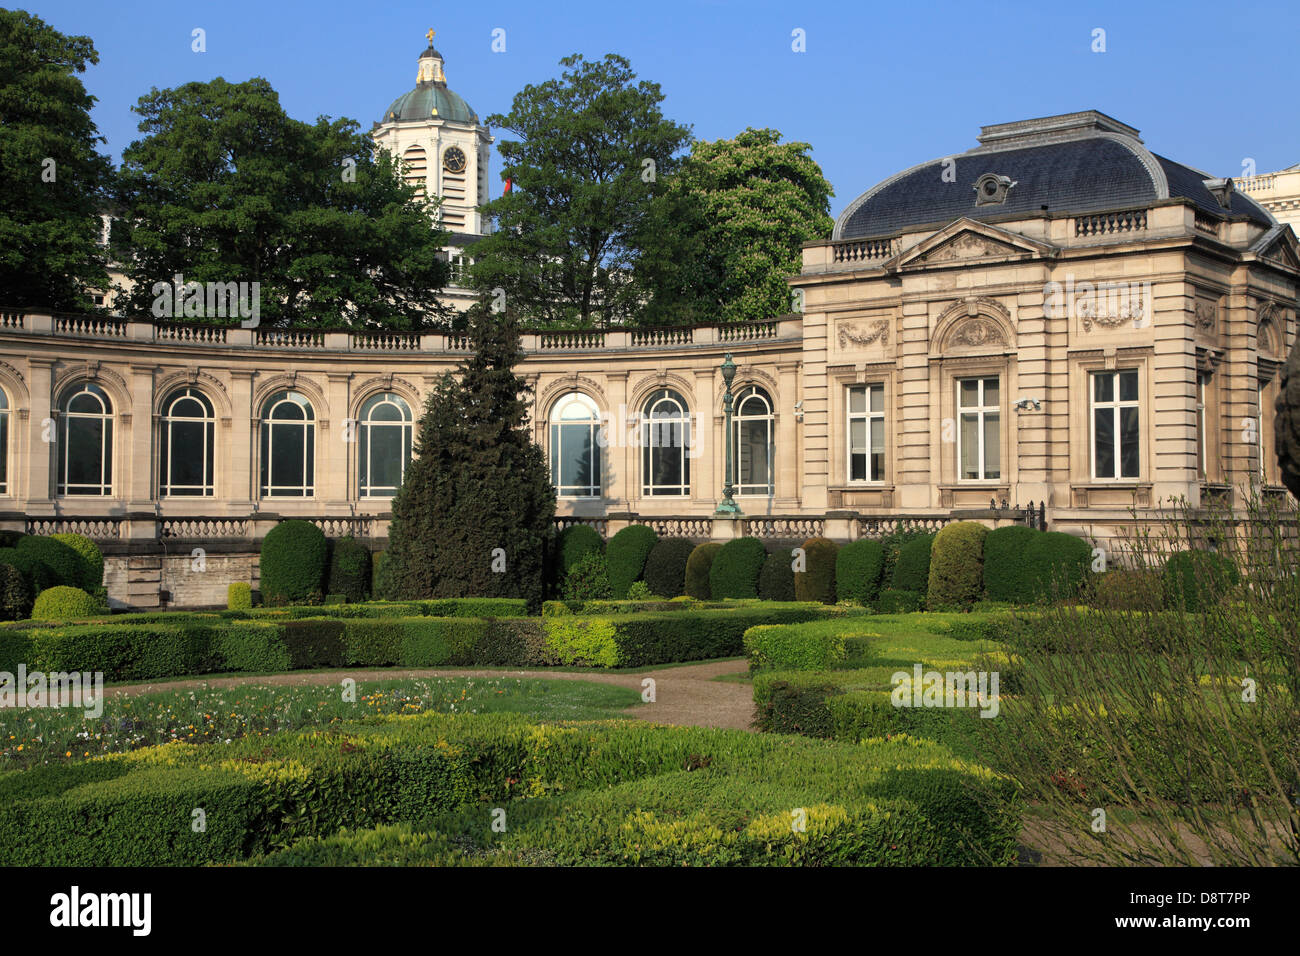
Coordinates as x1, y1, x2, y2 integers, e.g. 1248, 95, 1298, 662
426, 28, 435, 45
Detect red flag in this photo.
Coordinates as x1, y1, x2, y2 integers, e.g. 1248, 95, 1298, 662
504, 177, 512, 194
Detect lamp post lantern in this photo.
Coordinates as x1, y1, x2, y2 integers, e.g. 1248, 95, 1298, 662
716, 352, 741, 516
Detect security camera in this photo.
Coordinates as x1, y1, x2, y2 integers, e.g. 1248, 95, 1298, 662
1013, 397, 1041, 411
793, 400, 804, 421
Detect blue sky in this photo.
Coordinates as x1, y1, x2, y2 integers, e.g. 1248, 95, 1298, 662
25, 0, 1300, 220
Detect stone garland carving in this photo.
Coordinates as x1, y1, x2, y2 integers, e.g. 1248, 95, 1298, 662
1078, 293, 1146, 332
948, 318, 1006, 348
838, 320, 890, 349
924, 233, 1014, 262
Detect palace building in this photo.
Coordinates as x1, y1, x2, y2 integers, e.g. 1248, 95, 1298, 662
0, 104, 1295, 608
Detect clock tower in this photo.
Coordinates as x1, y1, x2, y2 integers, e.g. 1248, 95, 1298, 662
372, 30, 494, 310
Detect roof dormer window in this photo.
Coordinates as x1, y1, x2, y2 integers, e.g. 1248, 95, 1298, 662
974, 173, 1016, 206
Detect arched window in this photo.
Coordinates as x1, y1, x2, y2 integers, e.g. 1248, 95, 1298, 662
550, 392, 601, 497
159, 387, 215, 496
58, 382, 113, 496
0, 389, 8, 495
734, 385, 774, 496
358, 392, 413, 497
642, 388, 691, 496
260, 390, 315, 497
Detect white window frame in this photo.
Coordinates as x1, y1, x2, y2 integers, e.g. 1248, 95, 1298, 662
358, 392, 413, 499
550, 391, 602, 498
956, 376, 1001, 482
260, 390, 316, 498
1090, 369, 1141, 481
159, 386, 215, 497
846, 383, 885, 483
642, 388, 691, 496
57, 382, 113, 497
734, 385, 774, 497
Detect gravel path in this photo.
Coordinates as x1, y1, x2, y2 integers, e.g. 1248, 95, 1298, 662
98, 658, 758, 731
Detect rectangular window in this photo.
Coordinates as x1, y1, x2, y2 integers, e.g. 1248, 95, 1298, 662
1091, 369, 1140, 480
1196, 371, 1210, 480
1259, 380, 1268, 482
957, 377, 1000, 480
847, 384, 885, 482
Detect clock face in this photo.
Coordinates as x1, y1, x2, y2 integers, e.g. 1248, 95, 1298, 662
442, 146, 467, 174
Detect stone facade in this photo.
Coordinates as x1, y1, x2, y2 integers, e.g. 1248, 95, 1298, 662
2, 112, 1296, 608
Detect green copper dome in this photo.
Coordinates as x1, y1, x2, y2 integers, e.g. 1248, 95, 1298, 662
382, 83, 478, 125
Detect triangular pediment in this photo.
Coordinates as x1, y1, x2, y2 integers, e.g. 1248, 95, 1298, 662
884, 218, 1058, 273
1252, 225, 1300, 271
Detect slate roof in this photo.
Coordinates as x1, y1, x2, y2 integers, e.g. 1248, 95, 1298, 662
835, 112, 1275, 240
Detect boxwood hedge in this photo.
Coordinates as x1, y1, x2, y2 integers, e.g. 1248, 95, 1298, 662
606, 526, 658, 599
260, 520, 328, 605
642, 538, 696, 598
835, 539, 885, 605
709, 537, 768, 600
684, 543, 722, 599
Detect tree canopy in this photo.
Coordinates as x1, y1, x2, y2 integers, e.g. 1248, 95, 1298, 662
112, 77, 452, 328
469, 53, 692, 328
0, 9, 112, 311
638, 127, 834, 326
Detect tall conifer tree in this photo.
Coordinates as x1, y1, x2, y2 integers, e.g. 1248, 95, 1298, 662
384, 304, 555, 609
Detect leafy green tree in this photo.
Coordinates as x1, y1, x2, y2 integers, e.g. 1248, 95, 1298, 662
639, 128, 833, 325
112, 77, 450, 328
470, 54, 692, 328
384, 303, 556, 609
0, 9, 112, 310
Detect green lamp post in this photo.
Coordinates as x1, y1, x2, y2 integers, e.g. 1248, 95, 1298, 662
716, 352, 741, 516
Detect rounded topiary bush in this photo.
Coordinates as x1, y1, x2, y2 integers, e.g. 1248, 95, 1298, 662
1163, 549, 1241, 612
606, 525, 658, 599
558, 524, 604, 576
982, 525, 1041, 603
890, 534, 934, 592
794, 537, 838, 604
15, 535, 89, 590
564, 549, 612, 601
31, 585, 99, 621
260, 519, 328, 605
926, 521, 989, 610
50, 533, 104, 591
643, 537, 696, 598
709, 537, 768, 600
881, 530, 928, 588
1026, 531, 1093, 602
684, 543, 722, 599
327, 536, 372, 603
227, 581, 253, 610
758, 550, 796, 601
0, 563, 33, 620
0, 548, 54, 597
835, 539, 886, 605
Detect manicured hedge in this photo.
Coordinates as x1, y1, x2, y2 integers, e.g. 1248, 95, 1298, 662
558, 524, 604, 576
10, 602, 847, 681
0, 563, 32, 621
563, 549, 612, 600
326, 537, 372, 603
0, 713, 1021, 867
684, 543, 722, 599
50, 534, 104, 591
1162, 549, 1240, 612
228, 582, 253, 611
31, 586, 99, 621
642, 538, 696, 598
758, 551, 796, 602
260, 520, 328, 605
875, 589, 923, 613
890, 535, 934, 593
982, 526, 1040, 603
927, 522, 988, 610
794, 537, 838, 604
1025, 531, 1093, 602
16, 537, 89, 591
745, 623, 876, 672
709, 537, 768, 600
0, 548, 56, 595
606, 526, 658, 599
835, 539, 885, 605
